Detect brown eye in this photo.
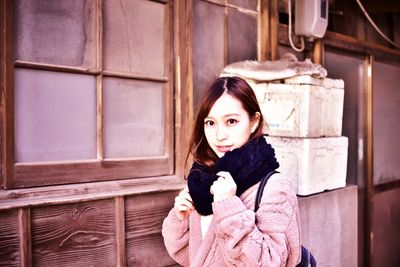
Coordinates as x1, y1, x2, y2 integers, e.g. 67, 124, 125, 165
204, 120, 214, 126
227, 119, 238, 125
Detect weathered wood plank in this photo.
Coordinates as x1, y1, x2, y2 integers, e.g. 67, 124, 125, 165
13, 157, 171, 188
18, 207, 32, 267
0, 0, 16, 188
125, 191, 178, 267
174, 0, 192, 179
373, 187, 400, 267
31, 199, 116, 267
0, 210, 20, 266
115, 196, 126, 267
0, 175, 182, 211
277, 24, 400, 63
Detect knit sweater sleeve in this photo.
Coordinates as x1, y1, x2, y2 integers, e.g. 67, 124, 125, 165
162, 209, 190, 267
212, 174, 301, 267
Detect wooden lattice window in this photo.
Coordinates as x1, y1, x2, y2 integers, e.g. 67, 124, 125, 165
1, 0, 188, 189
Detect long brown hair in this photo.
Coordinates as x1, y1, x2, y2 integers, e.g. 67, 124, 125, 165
186, 76, 264, 168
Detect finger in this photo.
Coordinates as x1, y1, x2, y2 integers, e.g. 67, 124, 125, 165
185, 192, 193, 203
176, 190, 191, 201
214, 177, 227, 187
175, 205, 191, 211
175, 187, 189, 200
182, 186, 189, 193
183, 198, 194, 209
175, 194, 184, 202
176, 203, 193, 211
176, 193, 193, 205
210, 180, 224, 195
175, 199, 194, 210
213, 177, 227, 186
216, 171, 228, 178
216, 171, 232, 181
182, 192, 193, 204
217, 171, 234, 182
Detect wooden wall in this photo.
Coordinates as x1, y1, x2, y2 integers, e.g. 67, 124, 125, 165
0, 1, 261, 266
0, 210, 20, 266
372, 187, 400, 267
1, 1, 400, 267
0, 191, 179, 267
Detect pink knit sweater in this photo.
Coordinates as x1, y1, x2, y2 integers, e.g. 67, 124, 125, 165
162, 173, 301, 267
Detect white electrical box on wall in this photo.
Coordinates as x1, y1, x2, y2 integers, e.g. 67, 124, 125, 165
295, 0, 329, 38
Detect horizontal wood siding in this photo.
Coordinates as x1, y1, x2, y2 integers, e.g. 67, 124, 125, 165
0, 210, 20, 266
125, 191, 178, 267
0, 191, 180, 266
30, 199, 116, 267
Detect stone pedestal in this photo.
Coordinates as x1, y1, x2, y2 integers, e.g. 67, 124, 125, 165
298, 185, 358, 267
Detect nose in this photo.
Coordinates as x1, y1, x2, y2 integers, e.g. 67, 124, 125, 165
216, 125, 228, 141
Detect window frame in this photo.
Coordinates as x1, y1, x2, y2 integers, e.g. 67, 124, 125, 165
0, 0, 191, 189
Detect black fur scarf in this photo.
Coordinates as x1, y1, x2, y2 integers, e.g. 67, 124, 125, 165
187, 136, 279, 216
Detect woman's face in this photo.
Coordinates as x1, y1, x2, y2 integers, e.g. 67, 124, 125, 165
204, 93, 259, 158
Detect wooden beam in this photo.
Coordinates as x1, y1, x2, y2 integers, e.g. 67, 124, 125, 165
18, 207, 32, 267
96, 74, 104, 160
165, 0, 175, 175
95, 0, 104, 161
0, 175, 182, 211
277, 23, 400, 62
363, 0, 400, 13
173, 0, 192, 179
324, 31, 400, 61
0, 0, 15, 188
13, 157, 172, 188
259, 0, 271, 61
270, 0, 279, 60
115, 196, 126, 267
96, 0, 104, 163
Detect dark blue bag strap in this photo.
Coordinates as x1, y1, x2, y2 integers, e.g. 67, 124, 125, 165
298, 246, 317, 267
254, 170, 279, 212
254, 170, 317, 267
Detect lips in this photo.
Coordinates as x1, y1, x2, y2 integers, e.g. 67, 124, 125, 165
216, 145, 232, 153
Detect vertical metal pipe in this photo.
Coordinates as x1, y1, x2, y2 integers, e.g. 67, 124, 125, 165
312, 39, 324, 66
365, 54, 374, 267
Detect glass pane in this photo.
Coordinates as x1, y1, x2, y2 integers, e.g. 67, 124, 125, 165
228, 0, 258, 11
14, 0, 97, 68
193, 0, 225, 111
15, 68, 97, 162
373, 61, 400, 185
103, 78, 165, 158
227, 7, 257, 64
103, 0, 167, 76
325, 50, 364, 186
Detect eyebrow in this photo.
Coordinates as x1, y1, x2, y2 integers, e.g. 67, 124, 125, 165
205, 113, 241, 120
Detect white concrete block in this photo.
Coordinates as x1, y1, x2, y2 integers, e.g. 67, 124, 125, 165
254, 76, 344, 137
266, 136, 348, 196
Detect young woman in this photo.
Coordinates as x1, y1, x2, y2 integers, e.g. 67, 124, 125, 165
162, 76, 301, 266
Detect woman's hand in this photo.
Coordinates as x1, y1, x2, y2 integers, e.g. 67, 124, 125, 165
173, 186, 194, 221
210, 171, 237, 202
